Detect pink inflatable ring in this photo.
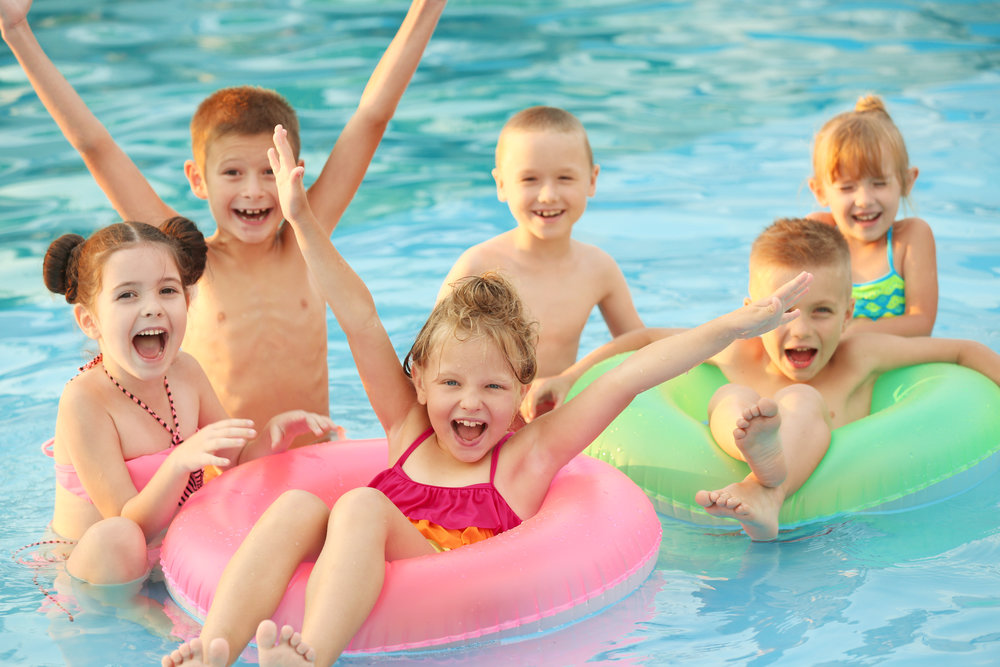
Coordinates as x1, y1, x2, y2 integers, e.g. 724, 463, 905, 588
161, 439, 661, 654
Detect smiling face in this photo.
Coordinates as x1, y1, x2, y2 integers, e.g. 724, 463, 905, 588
492, 128, 599, 242
185, 131, 284, 245
76, 244, 187, 381
412, 332, 525, 464
750, 261, 854, 382
811, 152, 914, 246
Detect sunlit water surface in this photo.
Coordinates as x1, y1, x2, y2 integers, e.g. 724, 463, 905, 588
2, 1, 999, 664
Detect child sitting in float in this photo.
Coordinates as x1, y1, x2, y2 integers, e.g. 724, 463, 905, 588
159, 125, 811, 667
42, 217, 336, 586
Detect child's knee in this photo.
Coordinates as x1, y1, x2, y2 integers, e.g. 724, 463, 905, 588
708, 383, 759, 414
270, 489, 330, 525
774, 384, 824, 413
69, 517, 148, 584
330, 487, 391, 527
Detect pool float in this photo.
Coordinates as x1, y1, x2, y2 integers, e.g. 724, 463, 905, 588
161, 438, 661, 653
571, 355, 1000, 528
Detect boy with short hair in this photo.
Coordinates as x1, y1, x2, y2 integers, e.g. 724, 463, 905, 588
2, 0, 446, 437
438, 106, 643, 413
527, 218, 1000, 540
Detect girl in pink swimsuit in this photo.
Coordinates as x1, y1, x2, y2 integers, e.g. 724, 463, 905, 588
162, 126, 813, 667
43, 217, 337, 587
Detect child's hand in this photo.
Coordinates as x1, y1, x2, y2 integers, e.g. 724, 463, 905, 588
266, 410, 344, 453
172, 419, 257, 472
521, 374, 574, 422
735, 271, 813, 339
0, 0, 32, 36
267, 124, 310, 224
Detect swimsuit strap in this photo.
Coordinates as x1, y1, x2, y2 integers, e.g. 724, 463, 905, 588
101, 358, 182, 448
489, 432, 514, 483
89, 354, 202, 504
394, 428, 435, 468
885, 226, 895, 271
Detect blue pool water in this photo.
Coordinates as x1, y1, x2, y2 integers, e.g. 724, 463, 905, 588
2, 1, 999, 664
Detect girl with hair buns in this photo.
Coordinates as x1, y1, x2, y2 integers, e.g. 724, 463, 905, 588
42, 217, 336, 586
808, 94, 938, 336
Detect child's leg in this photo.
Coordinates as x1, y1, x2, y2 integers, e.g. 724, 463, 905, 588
261, 487, 435, 667
698, 384, 831, 541
175, 489, 332, 666
67, 516, 148, 585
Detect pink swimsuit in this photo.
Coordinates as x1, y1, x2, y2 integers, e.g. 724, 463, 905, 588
43, 439, 171, 504
369, 429, 522, 542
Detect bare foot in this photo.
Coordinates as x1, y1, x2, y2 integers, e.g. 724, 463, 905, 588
733, 398, 786, 487
161, 637, 229, 667
257, 619, 316, 666
695, 477, 784, 541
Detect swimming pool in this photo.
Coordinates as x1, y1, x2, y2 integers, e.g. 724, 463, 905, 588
2, 0, 999, 664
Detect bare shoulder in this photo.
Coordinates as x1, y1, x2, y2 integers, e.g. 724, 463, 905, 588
894, 216, 935, 244
570, 239, 622, 275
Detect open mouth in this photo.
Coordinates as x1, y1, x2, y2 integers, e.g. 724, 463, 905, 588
452, 418, 486, 443
785, 347, 817, 369
853, 212, 881, 224
534, 209, 564, 219
235, 207, 271, 223
133, 328, 167, 360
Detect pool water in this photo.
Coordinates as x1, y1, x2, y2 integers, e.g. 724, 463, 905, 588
2, 1, 999, 664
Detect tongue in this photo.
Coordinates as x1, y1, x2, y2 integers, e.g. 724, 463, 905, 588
134, 334, 163, 360
455, 422, 484, 442
787, 348, 815, 368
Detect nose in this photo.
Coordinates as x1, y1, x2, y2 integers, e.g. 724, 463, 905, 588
459, 387, 482, 411
853, 183, 873, 207
142, 294, 164, 318
537, 180, 557, 203
243, 172, 266, 198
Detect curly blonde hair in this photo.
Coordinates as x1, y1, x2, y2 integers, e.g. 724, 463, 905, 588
405, 272, 538, 385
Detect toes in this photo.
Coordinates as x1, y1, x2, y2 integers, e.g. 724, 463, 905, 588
256, 619, 279, 649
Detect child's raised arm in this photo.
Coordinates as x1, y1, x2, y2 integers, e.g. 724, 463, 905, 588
306, 0, 446, 235
0, 0, 175, 224
270, 126, 416, 432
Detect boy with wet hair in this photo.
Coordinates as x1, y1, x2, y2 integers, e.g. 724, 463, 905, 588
439, 106, 643, 417
526, 218, 1000, 540
2, 0, 446, 439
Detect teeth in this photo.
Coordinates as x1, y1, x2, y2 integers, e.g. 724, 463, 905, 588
238, 208, 268, 216
456, 419, 483, 427
136, 329, 166, 336
855, 213, 878, 221
536, 210, 561, 218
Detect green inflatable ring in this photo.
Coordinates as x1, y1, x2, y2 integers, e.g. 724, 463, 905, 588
572, 355, 1000, 528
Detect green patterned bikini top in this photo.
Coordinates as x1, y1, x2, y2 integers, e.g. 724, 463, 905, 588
852, 227, 905, 320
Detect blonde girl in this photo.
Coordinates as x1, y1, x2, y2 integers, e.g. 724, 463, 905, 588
161, 126, 811, 667
808, 94, 937, 336
43, 218, 335, 586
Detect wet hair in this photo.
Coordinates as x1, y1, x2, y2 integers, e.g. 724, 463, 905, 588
496, 106, 594, 167
43, 217, 207, 309
404, 272, 538, 385
812, 95, 912, 196
751, 218, 852, 296
190, 86, 300, 168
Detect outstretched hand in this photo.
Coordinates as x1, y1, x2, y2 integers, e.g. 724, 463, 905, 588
267, 124, 310, 224
266, 410, 344, 453
173, 418, 257, 472
734, 271, 813, 339
521, 374, 574, 422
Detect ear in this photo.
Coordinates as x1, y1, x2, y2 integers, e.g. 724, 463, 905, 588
184, 159, 209, 200
73, 304, 101, 341
903, 166, 919, 195
808, 177, 829, 206
410, 364, 429, 405
588, 163, 600, 197
492, 167, 507, 203
842, 298, 855, 331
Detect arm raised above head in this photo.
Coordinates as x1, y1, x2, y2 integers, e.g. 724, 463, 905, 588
270, 125, 416, 431
1, 1, 175, 223
306, 0, 447, 235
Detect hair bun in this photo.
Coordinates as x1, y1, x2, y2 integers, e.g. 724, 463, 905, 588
855, 94, 888, 115
43, 233, 86, 302
161, 216, 208, 284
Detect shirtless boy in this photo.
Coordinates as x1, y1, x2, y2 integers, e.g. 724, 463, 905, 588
437, 106, 643, 416
1, 0, 445, 439
527, 218, 1000, 540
